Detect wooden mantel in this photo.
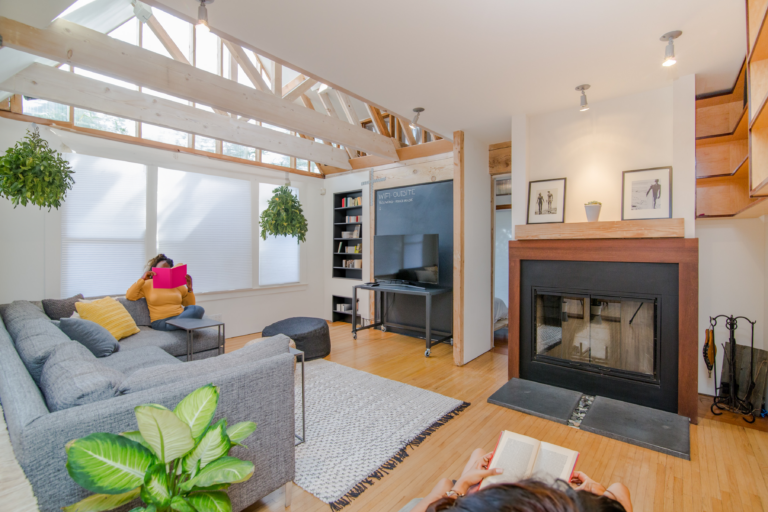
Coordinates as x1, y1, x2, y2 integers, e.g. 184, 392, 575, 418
515, 218, 684, 240
508, 238, 699, 423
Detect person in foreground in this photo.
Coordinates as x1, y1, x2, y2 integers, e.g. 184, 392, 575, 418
411, 449, 632, 512
126, 254, 204, 331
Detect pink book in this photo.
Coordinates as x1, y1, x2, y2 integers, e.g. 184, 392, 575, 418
152, 264, 187, 289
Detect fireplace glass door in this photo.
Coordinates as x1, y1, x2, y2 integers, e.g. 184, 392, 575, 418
534, 290, 658, 381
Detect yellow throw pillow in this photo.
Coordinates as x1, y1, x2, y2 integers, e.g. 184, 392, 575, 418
75, 297, 140, 341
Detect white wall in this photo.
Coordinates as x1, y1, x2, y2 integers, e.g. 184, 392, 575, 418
0, 116, 325, 337
462, 131, 492, 363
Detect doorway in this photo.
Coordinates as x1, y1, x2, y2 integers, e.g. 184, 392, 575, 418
492, 175, 512, 354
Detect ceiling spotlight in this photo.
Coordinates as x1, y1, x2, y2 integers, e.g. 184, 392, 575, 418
575, 84, 590, 112
660, 30, 682, 67
197, 0, 214, 32
410, 107, 424, 129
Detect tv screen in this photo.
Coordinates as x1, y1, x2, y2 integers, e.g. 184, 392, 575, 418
374, 234, 439, 284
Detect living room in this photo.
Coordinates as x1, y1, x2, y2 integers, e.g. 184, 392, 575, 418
1, 1, 767, 512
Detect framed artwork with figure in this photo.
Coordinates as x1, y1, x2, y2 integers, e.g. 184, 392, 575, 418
527, 178, 566, 224
621, 167, 672, 220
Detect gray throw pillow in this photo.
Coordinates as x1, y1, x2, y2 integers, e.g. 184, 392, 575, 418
42, 294, 85, 320
40, 356, 123, 412
59, 318, 120, 358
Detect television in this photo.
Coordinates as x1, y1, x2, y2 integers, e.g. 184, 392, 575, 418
374, 234, 439, 284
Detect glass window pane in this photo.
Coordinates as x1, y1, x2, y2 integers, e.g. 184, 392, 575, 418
223, 142, 255, 160
75, 108, 136, 135
109, 17, 138, 45
296, 159, 309, 171
142, 21, 172, 58
310, 163, 320, 173
195, 135, 216, 153
153, 9, 190, 60
61, 155, 146, 297
22, 98, 69, 121
142, 123, 188, 146
158, 168, 252, 292
259, 183, 299, 285
262, 151, 290, 167
236, 65, 255, 89
195, 25, 219, 75
75, 67, 137, 90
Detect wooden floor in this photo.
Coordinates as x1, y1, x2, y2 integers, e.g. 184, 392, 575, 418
231, 322, 768, 512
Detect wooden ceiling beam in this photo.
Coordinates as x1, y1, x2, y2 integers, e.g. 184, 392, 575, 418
271, 63, 282, 96
0, 17, 399, 160
1, 64, 353, 169
283, 77, 317, 103
318, 90, 357, 158
398, 116, 417, 145
335, 90, 361, 127
222, 39, 270, 92
365, 104, 389, 137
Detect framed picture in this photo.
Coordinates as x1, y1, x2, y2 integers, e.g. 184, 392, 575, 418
527, 178, 566, 224
621, 167, 672, 220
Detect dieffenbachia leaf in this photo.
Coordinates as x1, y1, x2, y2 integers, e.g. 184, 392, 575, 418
179, 456, 254, 492
120, 431, 151, 450
173, 383, 220, 439
135, 404, 195, 463
226, 422, 257, 446
187, 491, 232, 512
182, 419, 230, 473
170, 496, 197, 512
62, 488, 140, 512
66, 433, 154, 494
142, 463, 171, 507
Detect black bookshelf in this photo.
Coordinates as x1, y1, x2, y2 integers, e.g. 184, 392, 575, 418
332, 295, 361, 325
332, 190, 363, 280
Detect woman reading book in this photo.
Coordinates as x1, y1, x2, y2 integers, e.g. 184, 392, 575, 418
126, 254, 204, 331
411, 448, 631, 512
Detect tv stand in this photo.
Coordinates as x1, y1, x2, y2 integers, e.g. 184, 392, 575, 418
351, 283, 452, 357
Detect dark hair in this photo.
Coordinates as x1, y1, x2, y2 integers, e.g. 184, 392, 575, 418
146, 253, 174, 271
426, 480, 626, 512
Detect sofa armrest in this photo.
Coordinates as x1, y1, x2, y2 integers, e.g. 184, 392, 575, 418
21, 352, 295, 512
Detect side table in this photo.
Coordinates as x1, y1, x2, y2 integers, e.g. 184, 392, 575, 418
165, 317, 225, 361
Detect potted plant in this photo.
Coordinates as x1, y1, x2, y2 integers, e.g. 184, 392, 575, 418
584, 201, 602, 222
64, 384, 257, 512
260, 185, 308, 243
0, 125, 74, 210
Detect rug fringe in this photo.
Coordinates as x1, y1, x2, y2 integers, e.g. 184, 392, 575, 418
327, 401, 471, 511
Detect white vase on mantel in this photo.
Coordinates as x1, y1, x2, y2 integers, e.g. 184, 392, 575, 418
584, 204, 602, 222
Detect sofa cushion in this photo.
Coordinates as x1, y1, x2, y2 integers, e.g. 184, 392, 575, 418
42, 294, 84, 320
40, 356, 123, 412
1, 300, 50, 342
45, 341, 96, 366
75, 297, 140, 340
99, 346, 180, 376
13, 318, 72, 385
59, 318, 120, 358
119, 326, 220, 357
119, 334, 291, 394
116, 297, 152, 327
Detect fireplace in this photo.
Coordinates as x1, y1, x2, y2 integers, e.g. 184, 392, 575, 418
508, 239, 699, 422
521, 261, 678, 412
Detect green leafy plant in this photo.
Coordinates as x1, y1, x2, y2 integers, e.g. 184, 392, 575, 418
259, 185, 308, 243
64, 384, 257, 512
585, 201, 602, 205
0, 126, 74, 210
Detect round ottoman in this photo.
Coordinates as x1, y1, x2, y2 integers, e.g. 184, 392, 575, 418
262, 317, 330, 361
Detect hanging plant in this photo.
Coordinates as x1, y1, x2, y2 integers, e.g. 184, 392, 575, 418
259, 185, 308, 243
0, 125, 74, 210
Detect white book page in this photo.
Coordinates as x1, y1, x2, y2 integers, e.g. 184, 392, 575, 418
480, 431, 539, 489
530, 442, 579, 483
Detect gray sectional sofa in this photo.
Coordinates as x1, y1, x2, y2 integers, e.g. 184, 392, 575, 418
0, 298, 295, 512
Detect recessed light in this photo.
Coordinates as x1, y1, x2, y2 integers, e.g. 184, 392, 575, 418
660, 31, 682, 67
575, 85, 590, 112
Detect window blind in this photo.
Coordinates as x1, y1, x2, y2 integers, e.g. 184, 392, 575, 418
61, 155, 147, 298
157, 168, 252, 293
258, 183, 300, 286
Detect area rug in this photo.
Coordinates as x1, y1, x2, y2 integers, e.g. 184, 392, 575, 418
293, 359, 470, 510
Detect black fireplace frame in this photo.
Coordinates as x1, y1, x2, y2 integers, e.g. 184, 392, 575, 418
520, 260, 679, 413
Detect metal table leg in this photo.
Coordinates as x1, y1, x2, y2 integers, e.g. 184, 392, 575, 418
290, 348, 306, 446
352, 286, 358, 339
425, 294, 432, 357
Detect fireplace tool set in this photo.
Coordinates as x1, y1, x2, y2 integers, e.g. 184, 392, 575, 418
704, 315, 757, 423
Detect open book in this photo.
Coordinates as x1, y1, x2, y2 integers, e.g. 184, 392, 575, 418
480, 431, 579, 489
152, 263, 187, 289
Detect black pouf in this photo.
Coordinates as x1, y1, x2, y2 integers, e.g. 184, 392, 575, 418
262, 317, 330, 361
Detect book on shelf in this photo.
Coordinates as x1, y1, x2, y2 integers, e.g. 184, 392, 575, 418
337, 242, 343, 253
345, 215, 361, 223
352, 226, 361, 238
342, 197, 361, 207
479, 431, 579, 490
341, 259, 362, 269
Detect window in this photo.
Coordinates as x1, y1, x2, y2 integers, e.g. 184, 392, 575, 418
61, 155, 147, 297
262, 151, 291, 167
258, 183, 300, 285
75, 108, 136, 136
223, 142, 256, 160
143, 123, 189, 146
22, 98, 69, 121
157, 168, 252, 293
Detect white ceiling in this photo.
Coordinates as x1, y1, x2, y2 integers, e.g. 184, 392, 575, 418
4, 0, 747, 144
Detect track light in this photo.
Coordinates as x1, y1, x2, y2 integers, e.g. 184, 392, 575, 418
575, 84, 590, 112
197, 0, 214, 32
410, 107, 424, 129
660, 30, 682, 67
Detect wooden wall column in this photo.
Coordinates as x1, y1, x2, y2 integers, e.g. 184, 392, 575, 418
453, 131, 465, 366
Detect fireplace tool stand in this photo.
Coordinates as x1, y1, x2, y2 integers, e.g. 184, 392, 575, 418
709, 315, 757, 423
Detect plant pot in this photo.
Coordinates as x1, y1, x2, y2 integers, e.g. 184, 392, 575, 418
585, 204, 601, 222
